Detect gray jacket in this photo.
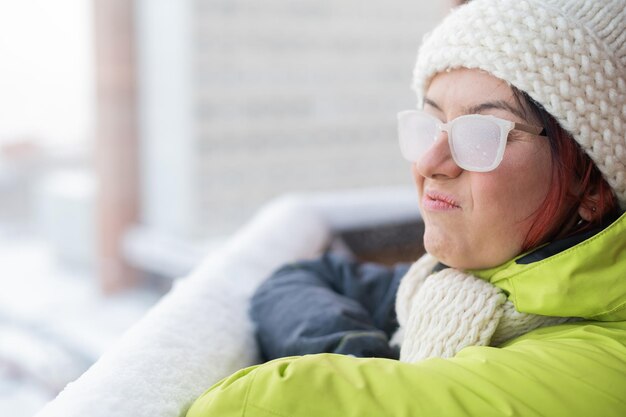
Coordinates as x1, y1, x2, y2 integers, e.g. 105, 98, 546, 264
250, 253, 410, 360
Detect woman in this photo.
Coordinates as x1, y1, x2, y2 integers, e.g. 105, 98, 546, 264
187, 0, 626, 415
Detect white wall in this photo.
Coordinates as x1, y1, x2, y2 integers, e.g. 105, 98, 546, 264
135, 0, 196, 241
136, 0, 448, 240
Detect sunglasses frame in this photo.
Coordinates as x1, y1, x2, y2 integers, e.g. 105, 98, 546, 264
397, 110, 546, 172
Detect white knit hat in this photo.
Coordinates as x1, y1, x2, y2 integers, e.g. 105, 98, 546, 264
413, 0, 626, 207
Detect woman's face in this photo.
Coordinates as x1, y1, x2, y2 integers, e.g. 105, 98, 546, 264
414, 68, 553, 270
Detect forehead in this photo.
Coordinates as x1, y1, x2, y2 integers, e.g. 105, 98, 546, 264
425, 68, 515, 109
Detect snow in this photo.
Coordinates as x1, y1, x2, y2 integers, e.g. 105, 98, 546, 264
0, 233, 162, 416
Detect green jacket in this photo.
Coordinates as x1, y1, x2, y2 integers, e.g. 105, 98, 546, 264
187, 213, 626, 417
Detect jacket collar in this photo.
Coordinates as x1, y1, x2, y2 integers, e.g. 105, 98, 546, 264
469, 211, 626, 321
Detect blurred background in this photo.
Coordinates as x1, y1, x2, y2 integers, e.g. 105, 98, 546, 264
0, 0, 454, 415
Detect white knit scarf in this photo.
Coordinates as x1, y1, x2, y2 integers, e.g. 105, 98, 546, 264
394, 254, 572, 363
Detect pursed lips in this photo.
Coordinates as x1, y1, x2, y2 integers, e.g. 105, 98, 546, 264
422, 191, 462, 211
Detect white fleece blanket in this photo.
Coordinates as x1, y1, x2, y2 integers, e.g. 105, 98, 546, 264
35, 187, 419, 417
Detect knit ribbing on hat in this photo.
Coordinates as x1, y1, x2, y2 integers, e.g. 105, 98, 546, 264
395, 254, 571, 363
412, 0, 626, 207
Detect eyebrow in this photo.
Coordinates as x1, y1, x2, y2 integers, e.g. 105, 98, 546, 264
423, 97, 443, 112
465, 100, 527, 120
423, 97, 527, 120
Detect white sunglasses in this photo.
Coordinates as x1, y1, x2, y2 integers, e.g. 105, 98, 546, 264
397, 110, 547, 172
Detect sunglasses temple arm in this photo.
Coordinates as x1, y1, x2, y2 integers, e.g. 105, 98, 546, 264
514, 122, 547, 137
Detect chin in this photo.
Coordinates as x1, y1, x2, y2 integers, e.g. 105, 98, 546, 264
424, 238, 478, 270
424, 234, 461, 268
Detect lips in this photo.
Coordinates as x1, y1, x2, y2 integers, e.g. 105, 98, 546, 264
422, 191, 461, 211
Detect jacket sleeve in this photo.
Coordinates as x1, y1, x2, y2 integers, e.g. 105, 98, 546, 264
186, 322, 626, 417
250, 253, 410, 360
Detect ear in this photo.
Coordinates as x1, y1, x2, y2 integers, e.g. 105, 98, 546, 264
577, 191, 600, 222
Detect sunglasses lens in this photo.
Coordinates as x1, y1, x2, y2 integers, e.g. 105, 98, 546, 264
398, 112, 438, 162
450, 117, 502, 171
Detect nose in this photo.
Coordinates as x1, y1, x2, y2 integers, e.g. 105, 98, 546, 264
414, 130, 463, 179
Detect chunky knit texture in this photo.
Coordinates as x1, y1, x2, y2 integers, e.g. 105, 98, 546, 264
395, 254, 571, 362
413, 0, 626, 207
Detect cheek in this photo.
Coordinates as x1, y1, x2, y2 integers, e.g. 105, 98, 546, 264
411, 164, 425, 197
473, 150, 552, 237
511, 148, 552, 212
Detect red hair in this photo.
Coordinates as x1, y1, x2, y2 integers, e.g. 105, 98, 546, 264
517, 91, 619, 251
